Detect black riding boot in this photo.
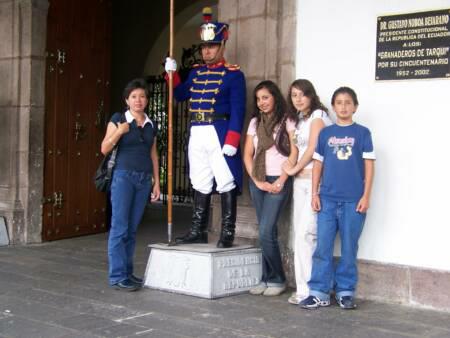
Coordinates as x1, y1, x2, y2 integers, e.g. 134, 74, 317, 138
175, 190, 211, 244
217, 188, 237, 248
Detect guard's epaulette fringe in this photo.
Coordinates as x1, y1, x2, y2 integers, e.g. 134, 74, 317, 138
224, 63, 240, 71
192, 63, 202, 68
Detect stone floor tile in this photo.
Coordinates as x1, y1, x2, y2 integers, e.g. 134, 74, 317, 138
0, 205, 448, 338
0, 294, 76, 323
0, 316, 78, 338
121, 311, 223, 338
54, 313, 117, 332
89, 323, 157, 338
57, 333, 101, 338
428, 328, 450, 337
125, 328, 190, 337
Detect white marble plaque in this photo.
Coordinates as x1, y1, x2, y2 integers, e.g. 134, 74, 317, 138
144, 243, 262, 299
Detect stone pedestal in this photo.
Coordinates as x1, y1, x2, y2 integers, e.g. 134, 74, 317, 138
144, 243, 262, 299
0, 217, 9, 246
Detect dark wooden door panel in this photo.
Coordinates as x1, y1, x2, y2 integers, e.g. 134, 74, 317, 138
43, 0, 111, 241
43, 0, 72, 240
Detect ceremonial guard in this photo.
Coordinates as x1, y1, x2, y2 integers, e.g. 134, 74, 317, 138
165, 7, 246, 248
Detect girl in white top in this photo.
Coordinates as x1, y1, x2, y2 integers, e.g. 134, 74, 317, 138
282, 79, 332, 304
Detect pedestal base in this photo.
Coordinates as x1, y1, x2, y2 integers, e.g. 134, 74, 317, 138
144, 243, 262, 299
0, 217, 9, 246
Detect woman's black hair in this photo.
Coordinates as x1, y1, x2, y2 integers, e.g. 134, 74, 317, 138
252, 80, 292, 127
123, 78, 150, 102
331, 86, 359, 106
287, 79, 328, 122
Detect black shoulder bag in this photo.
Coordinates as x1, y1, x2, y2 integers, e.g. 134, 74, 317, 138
93, 146, 118, 192
93, 113, 125, 192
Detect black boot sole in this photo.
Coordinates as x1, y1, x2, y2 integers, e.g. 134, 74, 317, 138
111, 284, 139, 292
175, 238, 208, 244
216, 241, 233, 248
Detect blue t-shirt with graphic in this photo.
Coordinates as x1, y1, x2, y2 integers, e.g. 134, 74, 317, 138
313, 123, 375, 202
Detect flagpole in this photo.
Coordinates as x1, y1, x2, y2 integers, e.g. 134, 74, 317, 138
167, 0, 175, 245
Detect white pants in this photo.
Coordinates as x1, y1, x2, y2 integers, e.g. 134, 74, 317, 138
188, 125, 235, 194
292, 177, 317, 299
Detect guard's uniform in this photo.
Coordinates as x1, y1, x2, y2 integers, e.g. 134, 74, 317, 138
173, 61, 246, 193
168, 7, 246, 247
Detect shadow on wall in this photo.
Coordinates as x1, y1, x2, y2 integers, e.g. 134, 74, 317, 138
144, 2, 218, 77
110, 0, 215, 113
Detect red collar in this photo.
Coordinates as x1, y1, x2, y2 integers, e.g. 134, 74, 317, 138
206, 59, 226, 69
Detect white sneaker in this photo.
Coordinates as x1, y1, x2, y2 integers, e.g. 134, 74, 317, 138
263, 285, 286, 296
249, 283, 267, 295
288, 292, 303, 305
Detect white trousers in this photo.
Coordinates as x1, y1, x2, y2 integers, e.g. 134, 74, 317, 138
188, 125, 235, 194
292, 177, 318, 299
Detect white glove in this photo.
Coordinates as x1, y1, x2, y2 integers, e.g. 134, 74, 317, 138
165, 57, 177, 72
222, 144, 237, 156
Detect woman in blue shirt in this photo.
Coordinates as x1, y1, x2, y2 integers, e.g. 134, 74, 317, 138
101, 78, 160, 291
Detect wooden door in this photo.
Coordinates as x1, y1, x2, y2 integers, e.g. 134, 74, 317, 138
43, 0, 112, 240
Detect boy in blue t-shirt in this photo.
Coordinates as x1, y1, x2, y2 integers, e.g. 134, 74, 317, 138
300, 87, 375, 310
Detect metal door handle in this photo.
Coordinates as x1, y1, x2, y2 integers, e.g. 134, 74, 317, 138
75, 122, 86, 141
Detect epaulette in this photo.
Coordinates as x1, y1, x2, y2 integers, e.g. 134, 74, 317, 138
192, 63, 202, 68
224, 63, 240, 71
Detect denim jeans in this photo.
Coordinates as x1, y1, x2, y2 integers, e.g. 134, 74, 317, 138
308, 198, 366, 300
249, 176, 292, 286
109, 170, 151, 285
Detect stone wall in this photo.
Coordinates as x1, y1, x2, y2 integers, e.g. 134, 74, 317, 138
358, 260, 450, 312
211, 1, 450, 314
210, 0, 297, 285
0, 0, 48, 243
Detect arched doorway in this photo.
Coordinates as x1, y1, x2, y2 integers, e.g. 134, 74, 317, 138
42, 0, 216, 241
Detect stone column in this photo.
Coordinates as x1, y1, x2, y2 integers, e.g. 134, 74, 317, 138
211, 0, 297, 285
0, 0, 48, 244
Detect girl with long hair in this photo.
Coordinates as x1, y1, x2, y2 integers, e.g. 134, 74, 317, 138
282, 79, 332, 304
243, 80, 298, 297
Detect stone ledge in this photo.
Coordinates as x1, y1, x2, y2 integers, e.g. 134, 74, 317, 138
357, 259, 450, 313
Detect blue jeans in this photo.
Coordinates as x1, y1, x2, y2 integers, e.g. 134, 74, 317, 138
308, 198, 366, 300
108, 170, 151, 285
249, 176, 291, 286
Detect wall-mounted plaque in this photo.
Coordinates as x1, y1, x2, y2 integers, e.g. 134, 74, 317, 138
376, 9, 450, 80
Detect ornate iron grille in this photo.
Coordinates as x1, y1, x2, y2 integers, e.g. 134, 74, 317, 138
146, 44, 201, 205
146, 76, 192, 205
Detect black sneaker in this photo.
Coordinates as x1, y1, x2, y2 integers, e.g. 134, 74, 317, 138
336, 296, 357, 309
111, 279, 139, 292
129, 275, 144, 286
299, 295, 330, 309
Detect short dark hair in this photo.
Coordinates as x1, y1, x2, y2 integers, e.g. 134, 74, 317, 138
287, 79, 328, 122
123, 78, 150, 101
331, 86, 358, 106
252, 80, 292, 127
